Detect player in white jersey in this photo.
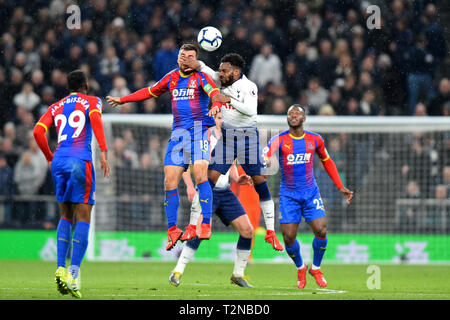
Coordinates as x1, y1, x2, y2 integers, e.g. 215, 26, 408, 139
180, 53, 283, 251
170, 111, 256, 287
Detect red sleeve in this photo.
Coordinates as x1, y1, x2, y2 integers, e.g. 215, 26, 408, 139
33, 107, 54, 162
120, 88, 153, 104
119, 72, 171, 103
88, 97, 107, 151
316, 135, 343, 189
315, 135, 330, 161
264, 134, 282, 158
147, 72, 172, 98
322, 158, 344, 190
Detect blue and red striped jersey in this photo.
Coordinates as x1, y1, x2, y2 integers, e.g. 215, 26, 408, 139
148, 68, 219, 130
37, 92, 102, 161
265, 130, 330, 193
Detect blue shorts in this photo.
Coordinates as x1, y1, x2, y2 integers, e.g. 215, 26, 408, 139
51, 156, 95, 205
164, 126, 210, 171
279, 187, 326, 224
209, 127, 267, 176
213, 188, 247, 226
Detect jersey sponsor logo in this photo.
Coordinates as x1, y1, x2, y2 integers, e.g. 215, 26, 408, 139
286, 152, 312, 165
172, 88, 195, 100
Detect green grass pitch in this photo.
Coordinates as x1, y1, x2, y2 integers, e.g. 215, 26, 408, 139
0, 261, 449, 300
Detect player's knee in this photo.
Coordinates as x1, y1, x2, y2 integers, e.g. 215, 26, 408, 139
207, 170, 220, 184
315, 226, 327, 239
164, 176, 178, 190
282, 232, 296, 247
193, 173, 208, 185
252, 174, 268, 185
242, 224, 254, 239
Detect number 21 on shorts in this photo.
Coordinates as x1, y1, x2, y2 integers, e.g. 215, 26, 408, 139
313, 197, 325, 211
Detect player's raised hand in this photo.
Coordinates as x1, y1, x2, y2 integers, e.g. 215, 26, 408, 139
207, 101, 222, 117
340, 187, 354, 204
180, 56, 200, 72
237, 174, 252, 185
213, 93, 231, 104
100, 150, 110, 178
106, 96, 122, 108
186, 184, 197, 202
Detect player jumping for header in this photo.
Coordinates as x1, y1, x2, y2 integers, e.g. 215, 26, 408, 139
264, 104, 353, 289
107, 43, 229, 250
33, 70, 110, 298
170, 110, 256, 287
180, 53, 284, 251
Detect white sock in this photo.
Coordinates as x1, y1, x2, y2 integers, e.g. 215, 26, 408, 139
189, 192, 201, 226
311, 264, 321, 270
298, 263, 306, 270
69, 265, 80, 278
232, 248, 251, 277
173, 245, 196, 274
260, 199, 275, 231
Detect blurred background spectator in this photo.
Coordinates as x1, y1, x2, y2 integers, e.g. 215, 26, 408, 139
0, 0, 448, 229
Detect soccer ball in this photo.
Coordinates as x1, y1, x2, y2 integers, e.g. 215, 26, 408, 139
197, 26, 222, 52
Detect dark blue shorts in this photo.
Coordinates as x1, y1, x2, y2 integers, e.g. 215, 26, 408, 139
164, 126, 211, 171
209, 127, 267, 176
51, 156, 95, 205
279, 187, 326, 224
213, 188, 246, 226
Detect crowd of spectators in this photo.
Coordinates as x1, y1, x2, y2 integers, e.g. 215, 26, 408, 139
0, 0, 448, 229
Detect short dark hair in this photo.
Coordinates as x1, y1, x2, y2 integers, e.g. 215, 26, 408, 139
221, 53, 246, 71
180, 43, 199, 56
67, 70, 88, 92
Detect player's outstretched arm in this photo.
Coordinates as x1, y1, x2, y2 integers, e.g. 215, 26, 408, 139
106, 87, 153, 108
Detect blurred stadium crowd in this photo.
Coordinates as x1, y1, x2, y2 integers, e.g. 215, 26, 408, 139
0, 0, 448, 229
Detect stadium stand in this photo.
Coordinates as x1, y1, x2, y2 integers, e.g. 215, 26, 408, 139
0, 0, 448, 229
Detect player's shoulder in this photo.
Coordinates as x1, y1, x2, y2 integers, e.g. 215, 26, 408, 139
270, 129, 290, 141
79, 92, 102, 105
77, 93, 102, 112
196, 70, 213, 80
49, 94, 70, 115
160, 68, 179, 81
237, 75, 257, 91
304, 130, 324, 141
